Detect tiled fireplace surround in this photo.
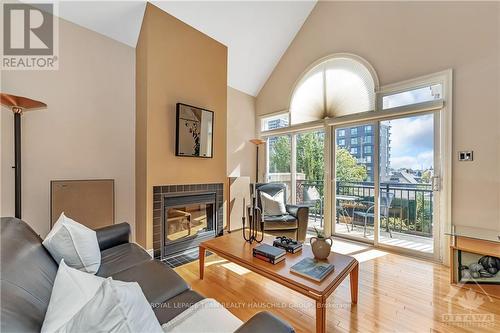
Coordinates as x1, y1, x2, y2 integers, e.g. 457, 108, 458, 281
152, 183, 224, 259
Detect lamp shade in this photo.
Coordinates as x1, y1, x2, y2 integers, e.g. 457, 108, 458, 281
250, 139, 266, 145
1, 93, 47, 112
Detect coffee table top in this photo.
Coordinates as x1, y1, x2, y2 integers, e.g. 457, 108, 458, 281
200, 231, 358, 298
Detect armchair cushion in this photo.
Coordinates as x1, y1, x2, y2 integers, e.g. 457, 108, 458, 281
260, 191, 287, 216
263, 216, 298, 230
255, 183, 287, 209
263, 214, 297, 223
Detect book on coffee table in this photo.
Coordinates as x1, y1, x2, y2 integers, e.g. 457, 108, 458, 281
290, 257, 335, 282
253, 244, 286, 265
253, 244, 286, 259
253, 252, 286, 264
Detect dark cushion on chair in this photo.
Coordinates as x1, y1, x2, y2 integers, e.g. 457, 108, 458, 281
96, 243, 151, 277
264, 214, 297, 223
263, 215, 298, 231
113, 260, 189, 304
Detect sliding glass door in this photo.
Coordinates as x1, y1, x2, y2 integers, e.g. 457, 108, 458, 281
333, 123, 376, 243
332, 113, 440, 255
377, 113, 438, 254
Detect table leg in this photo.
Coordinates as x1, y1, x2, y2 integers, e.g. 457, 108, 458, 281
350, 263, 359, 304
199, 246, 206, 280
316, 298, 326, 333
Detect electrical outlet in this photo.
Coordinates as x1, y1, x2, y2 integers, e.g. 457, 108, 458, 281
458, 151, 473, 161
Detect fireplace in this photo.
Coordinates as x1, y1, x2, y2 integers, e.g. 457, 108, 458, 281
152, 183, 223, 259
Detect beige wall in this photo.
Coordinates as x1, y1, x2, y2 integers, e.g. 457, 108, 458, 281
227, 87, 256, 182
256, 1, 500, 230
136, 4, 228, 249
1, 18, 135, 237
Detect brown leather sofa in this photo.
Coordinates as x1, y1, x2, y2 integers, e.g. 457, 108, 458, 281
256, 183, 309, 242
0, 217, 294, 333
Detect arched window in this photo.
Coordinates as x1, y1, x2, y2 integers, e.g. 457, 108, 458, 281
290, 54, 378, 125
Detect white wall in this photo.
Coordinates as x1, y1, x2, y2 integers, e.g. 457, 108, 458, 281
1, 17, 135, 238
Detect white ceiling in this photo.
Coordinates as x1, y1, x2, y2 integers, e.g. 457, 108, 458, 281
28, 1, 315, 96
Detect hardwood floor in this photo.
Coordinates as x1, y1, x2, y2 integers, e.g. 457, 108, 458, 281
174, 238, 500, 333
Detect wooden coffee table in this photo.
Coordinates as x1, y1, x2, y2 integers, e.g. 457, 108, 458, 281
199, 232, 359, 333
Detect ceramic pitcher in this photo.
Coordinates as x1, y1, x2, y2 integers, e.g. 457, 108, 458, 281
310, 236, 332, 260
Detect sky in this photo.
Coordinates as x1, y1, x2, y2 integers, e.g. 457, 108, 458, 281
385, 114, 434, 171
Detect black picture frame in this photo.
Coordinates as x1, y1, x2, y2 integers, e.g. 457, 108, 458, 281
175, 103, 214, 158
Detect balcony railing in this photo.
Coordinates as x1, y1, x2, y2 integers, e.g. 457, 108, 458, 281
295, 180, 433, 238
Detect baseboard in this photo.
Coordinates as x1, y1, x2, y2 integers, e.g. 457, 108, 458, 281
146, 248, 154, 258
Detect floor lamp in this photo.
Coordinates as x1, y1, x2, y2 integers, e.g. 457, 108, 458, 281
1, 93, 47, 219
249, 139, 265, 183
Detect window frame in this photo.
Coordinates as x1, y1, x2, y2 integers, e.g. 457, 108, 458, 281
376, 72, 446, 112
260, 111, 290, 133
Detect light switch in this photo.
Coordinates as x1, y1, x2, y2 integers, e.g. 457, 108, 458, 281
458, 151, 473, 161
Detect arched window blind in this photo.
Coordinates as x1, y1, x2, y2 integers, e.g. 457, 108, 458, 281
290, 55, 377, 125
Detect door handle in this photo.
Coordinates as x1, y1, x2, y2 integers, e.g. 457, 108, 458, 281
431, 176, 440, 191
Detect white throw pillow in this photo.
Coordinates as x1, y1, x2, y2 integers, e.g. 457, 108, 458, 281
56, 278, 163, 333
260, 190, 287, 216
41, 260, 106, 333
162, 298, 242, 333
42, 212, 101, 273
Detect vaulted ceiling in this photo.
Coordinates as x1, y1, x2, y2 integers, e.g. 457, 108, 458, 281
43, 1, 316, 96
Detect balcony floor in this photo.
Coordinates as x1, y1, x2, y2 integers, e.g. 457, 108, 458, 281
307, 217, 433, 254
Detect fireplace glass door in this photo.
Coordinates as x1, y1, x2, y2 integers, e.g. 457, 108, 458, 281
165, 203, 214, 243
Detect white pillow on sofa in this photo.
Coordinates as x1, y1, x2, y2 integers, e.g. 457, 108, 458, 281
41, 260, 105, 333
260, 190, 287, 216
42, 212, 101, 273
56, 278, 163, 333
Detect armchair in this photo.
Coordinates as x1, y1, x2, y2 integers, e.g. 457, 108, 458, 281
255, 183, 309, 242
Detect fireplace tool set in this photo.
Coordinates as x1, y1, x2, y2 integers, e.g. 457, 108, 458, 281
242, 184, 264, 243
